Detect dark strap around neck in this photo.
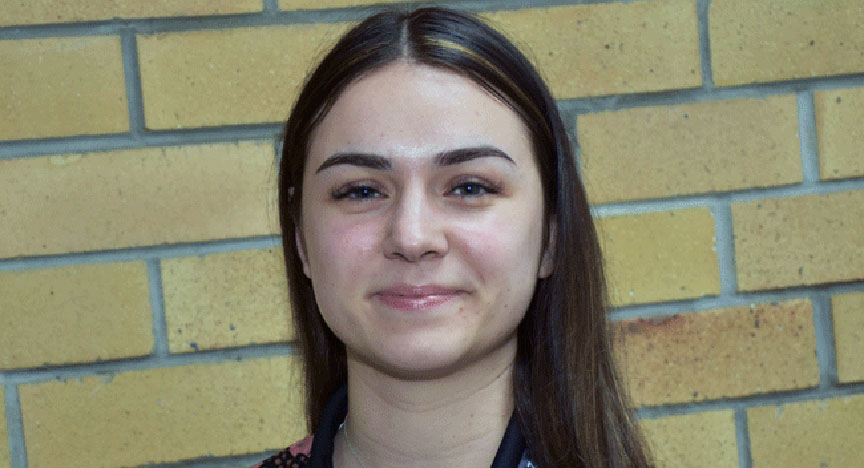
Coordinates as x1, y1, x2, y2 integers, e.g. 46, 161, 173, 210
307, 383, 526, 468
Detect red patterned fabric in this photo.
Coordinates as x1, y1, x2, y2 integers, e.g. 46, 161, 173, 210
253, 435, 314, 468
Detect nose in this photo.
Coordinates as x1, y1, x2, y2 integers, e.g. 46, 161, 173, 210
382, 184, 448, 262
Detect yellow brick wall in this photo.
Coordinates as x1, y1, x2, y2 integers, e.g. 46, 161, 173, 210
0, 1, 861, 467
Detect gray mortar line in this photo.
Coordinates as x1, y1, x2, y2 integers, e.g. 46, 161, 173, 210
591, 177, 864, 218
797, 91, 821, 183
0, 343, 298, 386
811, 292, 839, 388
0, 126, 281, 161
142, 452, 279, 468
735, 408, 753, 468
697, 0, 714, 89
608, 281, 864, 322
634, 382, 864, 422
263, 0, 279, 13
4, 385, 28, 468
710, 201, 738, 295
121, 30, 147, 138
0, 236, 281, 272
148, 259, 170, 357
557, 72, 864, 116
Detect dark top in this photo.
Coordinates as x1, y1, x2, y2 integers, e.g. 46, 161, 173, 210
253, 384, 534, 468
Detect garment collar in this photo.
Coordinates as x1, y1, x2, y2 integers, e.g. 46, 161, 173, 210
307, 383, 528, 468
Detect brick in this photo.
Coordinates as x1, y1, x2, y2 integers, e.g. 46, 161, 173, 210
732, 190, 864, 291
0, 262, 152, 369
485, 0, 701, 99
639, 411, 738, 468
138, 23, 350, 129
711, 0, 864, 86
0, 142, 276, 259
19, 357, 306, 467
814, 87, 864, 180
0, 36, 128, 141
0, 387, 8, 468
833, 292, 864, 384
748, 395, 864, 468
597, 208, 719, 306
280, 0, 404, 9
613, 300, 818, 406
0, 1, 260, 27
162, 248, 293, 353
579, 96, 802, 204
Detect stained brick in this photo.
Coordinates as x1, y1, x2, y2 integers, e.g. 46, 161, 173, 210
138, 23, 349, 129
0, 387, 8, 468
280, 0, 404, 9
814, 87, 864, 180
613, 300, 819, 406
748, 395, 864, 468
711, 0, 864, 86
485, 0, 701, 99
579, 95, 802, 203
640, 411, 738, 468
732, 190, 864, 291
0, 1, 260, 26
162, 248, 293, 353
597, 208, 719, 306
19, 357, 306, 467
832, 292, 864, 384
0, 262, 152, 369
0, 142, 277, 259
0, 36, 128, 141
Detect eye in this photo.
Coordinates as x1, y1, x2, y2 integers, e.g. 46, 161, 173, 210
449, 179, 501, 197
331, 183, 386, 201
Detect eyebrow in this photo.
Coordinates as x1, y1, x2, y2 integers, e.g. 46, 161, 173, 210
314, 146, 516, 174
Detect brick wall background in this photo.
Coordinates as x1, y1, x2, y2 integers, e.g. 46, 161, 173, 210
0, 0, 862, 467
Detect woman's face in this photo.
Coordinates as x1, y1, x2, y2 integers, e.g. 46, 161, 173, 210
298, 62, 554, 379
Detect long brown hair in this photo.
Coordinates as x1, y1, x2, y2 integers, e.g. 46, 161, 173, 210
278, 7, 651, 467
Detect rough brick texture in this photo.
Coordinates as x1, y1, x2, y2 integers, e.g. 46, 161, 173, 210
579, 95, 802, 203
640, 411, 738, 468
598, 208, 719, 306
748, 395, 864, 468
485, 0, 701, 99
614, 300, 818, 406
832, 292, 864, 384
18, 357, 306, 467
0, 262, 152, 370
0, 142, 277, 259
732, 190, 864, 291
711, 0, 864, 86
138, 23, 350, 129
0, 387, 8, 468
0, 1, 260, 26
0, 36, 128, 141
281, 0, 403, 9
814, 87, 864, 180
162, 248, 293, 353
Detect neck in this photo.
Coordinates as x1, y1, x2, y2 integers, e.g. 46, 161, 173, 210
335, 340, 516, 468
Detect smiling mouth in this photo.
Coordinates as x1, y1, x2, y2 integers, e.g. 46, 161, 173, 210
373, 292, 464, 311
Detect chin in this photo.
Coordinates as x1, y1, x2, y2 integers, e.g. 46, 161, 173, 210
355, 332, 516, 382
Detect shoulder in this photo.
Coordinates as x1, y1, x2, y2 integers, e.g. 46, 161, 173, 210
252, 435, 314, 468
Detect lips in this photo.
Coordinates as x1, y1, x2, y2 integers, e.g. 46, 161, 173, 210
373, 284, 467, 311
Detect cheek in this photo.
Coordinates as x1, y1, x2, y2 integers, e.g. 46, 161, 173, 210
455, 211, 544, 282
307, 217, 381, 286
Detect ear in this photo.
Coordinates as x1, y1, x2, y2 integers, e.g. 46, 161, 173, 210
295, 227, 311, 278
538, 214, 557, 279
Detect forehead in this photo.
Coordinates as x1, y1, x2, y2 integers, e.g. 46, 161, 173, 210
307, 62, 534, 169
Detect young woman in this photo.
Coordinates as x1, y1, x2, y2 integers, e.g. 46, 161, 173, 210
255, 7, 652, 468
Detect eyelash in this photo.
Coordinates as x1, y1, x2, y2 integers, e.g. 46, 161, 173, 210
331, 179, 501, 201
